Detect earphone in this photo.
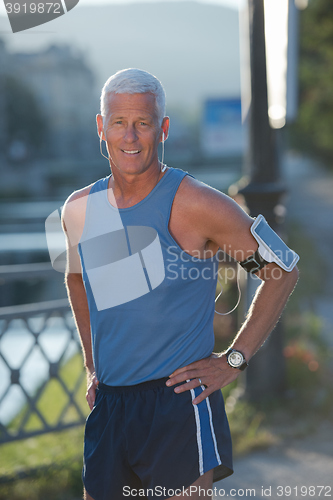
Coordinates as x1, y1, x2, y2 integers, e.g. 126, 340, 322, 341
160, 131, 166, 171
99, 130, 109, 160
214, 266, 242, 316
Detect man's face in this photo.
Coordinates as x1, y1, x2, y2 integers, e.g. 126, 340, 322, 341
99, 92, 168, 176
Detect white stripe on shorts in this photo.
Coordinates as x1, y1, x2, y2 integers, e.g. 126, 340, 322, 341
189, 384, 204, 475
206, 395, 222, 465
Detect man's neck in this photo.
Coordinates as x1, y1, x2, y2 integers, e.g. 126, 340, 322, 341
108, 162, 165, 209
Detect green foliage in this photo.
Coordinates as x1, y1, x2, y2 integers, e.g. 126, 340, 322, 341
283, 221, 332, 415
0, 459, 84, 500
285, 221, 326, 307
226, 399, 278, 456
291, 0, 333, 166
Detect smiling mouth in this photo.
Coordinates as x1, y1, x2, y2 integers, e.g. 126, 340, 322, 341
122, 149, 141, 154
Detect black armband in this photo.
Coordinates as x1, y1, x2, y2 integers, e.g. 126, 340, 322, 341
239, 249, 269, 274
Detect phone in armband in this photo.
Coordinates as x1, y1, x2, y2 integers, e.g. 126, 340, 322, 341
250, 214, 299, 272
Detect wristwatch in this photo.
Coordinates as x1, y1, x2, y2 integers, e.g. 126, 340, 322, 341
226, 348, 248, 371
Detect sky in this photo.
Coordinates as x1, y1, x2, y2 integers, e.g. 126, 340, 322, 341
0, 0, 244, 17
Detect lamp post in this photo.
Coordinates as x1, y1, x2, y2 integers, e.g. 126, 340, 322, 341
235, 0, 291, 400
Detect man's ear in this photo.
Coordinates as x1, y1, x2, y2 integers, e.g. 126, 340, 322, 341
96, 114, 105, 140
161, 116, 170, 142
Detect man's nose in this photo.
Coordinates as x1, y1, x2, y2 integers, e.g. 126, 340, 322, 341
124, 126, 138, 142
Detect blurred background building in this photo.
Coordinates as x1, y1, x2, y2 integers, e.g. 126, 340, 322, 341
9, 44, 95, 160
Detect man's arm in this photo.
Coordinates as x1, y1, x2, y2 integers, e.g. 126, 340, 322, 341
166, 178, 299, 404
62, 188, 98, 410
231, 264, 299, 362
65, 272, 98, 410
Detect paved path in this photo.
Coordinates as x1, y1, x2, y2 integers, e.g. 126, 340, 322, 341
214, 433, 333, 499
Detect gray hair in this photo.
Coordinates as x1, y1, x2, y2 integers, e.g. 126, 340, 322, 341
100, 68, 166, 126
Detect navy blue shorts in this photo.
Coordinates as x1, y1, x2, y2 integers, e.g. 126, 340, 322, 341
83, 378, 233, 500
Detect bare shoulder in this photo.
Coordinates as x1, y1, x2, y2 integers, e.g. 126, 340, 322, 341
176, 174, 253, 230
64, 184, 94, 210
61, 183, 94, 241
62, 184, 94, 218
173, 174, 257, 256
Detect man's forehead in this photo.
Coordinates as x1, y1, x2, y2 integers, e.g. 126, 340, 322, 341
105, 92, 157, 116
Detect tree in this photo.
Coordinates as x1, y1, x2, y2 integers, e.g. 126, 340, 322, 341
291, 0, 333, 166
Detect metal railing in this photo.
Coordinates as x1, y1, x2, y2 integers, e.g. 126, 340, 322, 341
0, 264, 86, 445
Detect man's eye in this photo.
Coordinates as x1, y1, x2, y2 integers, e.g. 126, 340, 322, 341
139, 122, 147, 126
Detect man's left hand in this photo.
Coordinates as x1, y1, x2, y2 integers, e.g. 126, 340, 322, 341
166, 353, 241, 405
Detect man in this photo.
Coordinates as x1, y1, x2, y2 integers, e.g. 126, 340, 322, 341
62, 68, 298, 500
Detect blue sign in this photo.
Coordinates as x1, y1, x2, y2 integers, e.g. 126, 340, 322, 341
201, 98, 246, 157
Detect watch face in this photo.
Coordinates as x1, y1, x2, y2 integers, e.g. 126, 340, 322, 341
228, 351, 244, 368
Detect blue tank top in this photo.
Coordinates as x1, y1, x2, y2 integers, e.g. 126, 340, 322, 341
78, 167, 219, 385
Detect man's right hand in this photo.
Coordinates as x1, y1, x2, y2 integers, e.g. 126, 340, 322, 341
86, 371, 99, 410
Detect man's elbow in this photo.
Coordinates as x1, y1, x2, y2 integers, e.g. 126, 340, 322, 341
289, 265, 299, 288
280, 265, 299, 293
257, 263, 299, 286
